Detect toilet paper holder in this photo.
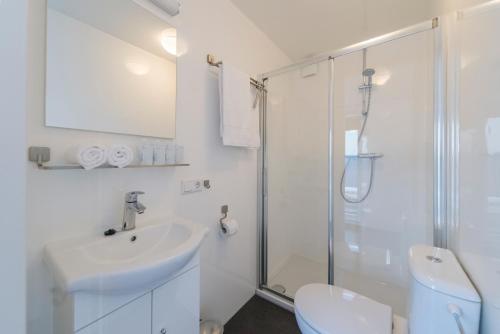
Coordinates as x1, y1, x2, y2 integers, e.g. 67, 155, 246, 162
219, 205, 229, 233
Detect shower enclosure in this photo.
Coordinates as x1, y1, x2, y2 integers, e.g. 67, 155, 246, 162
258, 19, 443, 317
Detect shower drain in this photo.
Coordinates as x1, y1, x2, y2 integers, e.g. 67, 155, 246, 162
271, 284, 287, 294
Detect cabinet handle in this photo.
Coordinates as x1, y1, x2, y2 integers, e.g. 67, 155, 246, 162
160, 329, 167, 334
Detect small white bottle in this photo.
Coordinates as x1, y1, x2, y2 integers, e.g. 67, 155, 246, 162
140, 142, 154, 165
175, 144, 184, 164
166, 143, 176, 164
153, 141, 167, 165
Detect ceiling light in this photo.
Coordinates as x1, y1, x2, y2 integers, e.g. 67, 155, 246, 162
161, 28, 177, 56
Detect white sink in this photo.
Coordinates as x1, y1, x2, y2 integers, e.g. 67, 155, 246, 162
44, 218, 208, 293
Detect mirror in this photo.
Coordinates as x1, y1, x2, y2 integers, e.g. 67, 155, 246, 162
45, 0, 177, 138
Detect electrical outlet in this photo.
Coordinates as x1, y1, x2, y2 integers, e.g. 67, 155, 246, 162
182, 179, 203, 194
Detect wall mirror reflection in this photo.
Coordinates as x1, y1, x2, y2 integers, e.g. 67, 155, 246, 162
45, 0, 177, 138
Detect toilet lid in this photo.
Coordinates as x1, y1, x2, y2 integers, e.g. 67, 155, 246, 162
295, 284, 392, 334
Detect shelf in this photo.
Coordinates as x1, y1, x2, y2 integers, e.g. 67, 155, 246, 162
35, 163, 190, 170
28, 146, 190, 170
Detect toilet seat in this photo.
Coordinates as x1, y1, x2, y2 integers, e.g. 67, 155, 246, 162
294, 284, 392, 334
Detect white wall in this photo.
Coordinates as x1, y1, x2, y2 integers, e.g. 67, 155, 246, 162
0, 1, 28, 333
25, 0, 290, 333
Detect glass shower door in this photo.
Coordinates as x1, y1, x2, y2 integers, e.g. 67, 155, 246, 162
332, 30, 435, 316
263, 61, 330, 299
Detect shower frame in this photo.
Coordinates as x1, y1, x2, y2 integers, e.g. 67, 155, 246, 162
257, 17, 448, 302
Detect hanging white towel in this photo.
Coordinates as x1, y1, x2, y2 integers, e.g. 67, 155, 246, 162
219, 63, 261, 148
108, 145, 134, 168
66, 145, 107, 170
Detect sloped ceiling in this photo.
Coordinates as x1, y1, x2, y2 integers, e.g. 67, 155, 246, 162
230, 0, 433, 61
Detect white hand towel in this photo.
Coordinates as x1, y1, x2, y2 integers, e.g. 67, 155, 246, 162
66, 145, 107, 170
108, 145, 134, 168
219, 63, 261, 148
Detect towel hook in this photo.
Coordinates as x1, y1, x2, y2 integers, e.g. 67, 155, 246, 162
207, 54, 222, 67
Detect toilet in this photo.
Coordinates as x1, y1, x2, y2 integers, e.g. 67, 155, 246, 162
294, 245, 481, 334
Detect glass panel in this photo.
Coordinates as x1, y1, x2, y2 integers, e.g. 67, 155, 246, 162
265, 61, 330, 298
332, 30, 435, 316
455, 6, 500, 332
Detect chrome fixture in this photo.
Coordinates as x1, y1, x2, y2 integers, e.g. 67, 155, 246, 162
122, 191, 146, 231
219, 205, 229, 233
28, 146, 50, 167
359, 68, 376, 93
339, 49, 382, 203
207, 54, 267, 91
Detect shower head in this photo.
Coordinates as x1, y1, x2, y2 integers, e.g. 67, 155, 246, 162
362, 68, 376, 77
362, 68, 376, 86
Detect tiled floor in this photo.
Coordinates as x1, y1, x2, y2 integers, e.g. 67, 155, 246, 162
224, 295, 301, 334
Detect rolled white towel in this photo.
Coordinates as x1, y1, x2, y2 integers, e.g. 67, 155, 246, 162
66, 145, 107, 170
108, 145, 134, 168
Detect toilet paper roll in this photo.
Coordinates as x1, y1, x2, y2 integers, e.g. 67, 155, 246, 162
220, 218, 239, 236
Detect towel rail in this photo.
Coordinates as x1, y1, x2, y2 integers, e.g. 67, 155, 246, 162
207, 54, 267, 91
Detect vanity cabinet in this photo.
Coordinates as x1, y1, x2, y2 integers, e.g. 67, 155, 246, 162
77, 294, 152, 334
152, 267, 200, 334
55, 259, 201, 334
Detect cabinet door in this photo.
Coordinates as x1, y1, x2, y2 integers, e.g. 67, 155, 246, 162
152, 267, 200, 334
77, 293, 151, 334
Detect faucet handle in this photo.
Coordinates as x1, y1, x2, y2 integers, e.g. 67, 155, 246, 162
125, 191, 145, 202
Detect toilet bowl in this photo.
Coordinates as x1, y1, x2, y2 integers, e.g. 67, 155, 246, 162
294, 245, 481, 334
295, 284, 392, 334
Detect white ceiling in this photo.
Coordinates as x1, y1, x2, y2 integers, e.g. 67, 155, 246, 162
230, 0, 433, 61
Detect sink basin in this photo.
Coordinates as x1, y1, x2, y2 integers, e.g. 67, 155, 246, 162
44, 218, 208, 293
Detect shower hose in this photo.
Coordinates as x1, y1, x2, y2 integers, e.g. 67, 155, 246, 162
340, 84, 377, 204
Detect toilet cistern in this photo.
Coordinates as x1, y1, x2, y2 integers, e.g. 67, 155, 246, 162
122, 191, 146, 231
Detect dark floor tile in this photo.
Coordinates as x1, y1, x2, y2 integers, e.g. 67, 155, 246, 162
224, 295, 301, 334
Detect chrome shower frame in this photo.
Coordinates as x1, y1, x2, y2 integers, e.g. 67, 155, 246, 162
257, 17, 447, 303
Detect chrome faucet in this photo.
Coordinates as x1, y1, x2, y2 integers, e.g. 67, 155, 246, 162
122, 191, 146, 231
